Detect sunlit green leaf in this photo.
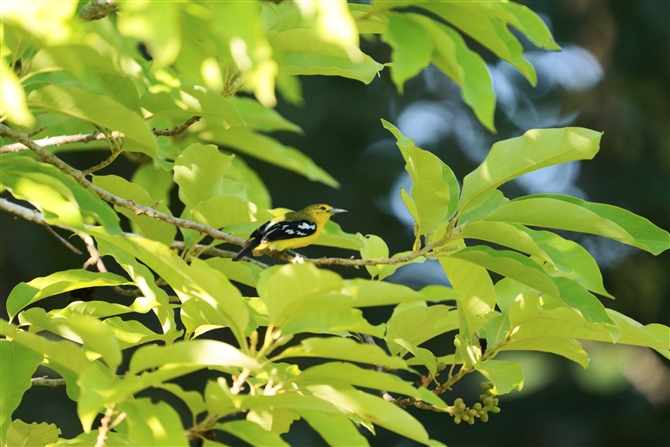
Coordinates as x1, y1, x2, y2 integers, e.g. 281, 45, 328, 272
0, 341, 43, 445
5, 420, 60, 447
382, 13, 432, 93
6, 269, 129, 320
118, 398, 189, 447
216, 420, 289, 447
484, 194, 670, 255
475, 359, 524, 395
459, 128, 602, 214
27, 85, 158, 155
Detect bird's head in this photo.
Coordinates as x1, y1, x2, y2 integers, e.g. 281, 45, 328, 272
302, 203, 347, 223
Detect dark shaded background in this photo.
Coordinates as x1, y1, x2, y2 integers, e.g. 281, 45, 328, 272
2, 1, 668, 446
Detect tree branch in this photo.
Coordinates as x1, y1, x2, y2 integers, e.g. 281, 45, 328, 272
79, 0, 118, 21
0, 116, 200, 153
31, 377, 66, 387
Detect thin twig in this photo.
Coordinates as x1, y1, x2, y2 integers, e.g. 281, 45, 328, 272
79, 0, 118, 21
152, 116, 201, 136
82, 150, 123, 175
42, 223, 82, 255
31, 377, 66, 387
1, 116, 201, 153
95, 405, 116, 447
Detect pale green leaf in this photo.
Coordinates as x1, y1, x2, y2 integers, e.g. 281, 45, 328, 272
128, 340, 259, 374
140, 86, 243, 128
385, 304, 458, 356
131, 163, 174, 209
205, 257, 262, 288
20, 308, 122, 371
1, 155, 121, 234
498, 337, 589, 369
382, 13, 432, 93
0, 341, 43, 445
6, 269, 129, 320
228, 95, 302, 133
358, 233, 390, 279
173, 143, 234, 209
275, 337, 408, 370
269, 29, 383, 84
216, 420, 289, 447
418, 2, 537, 85
201, 126, 339, 187
118, 398, 188, 447
484, 194, 670, 255
281, 308, 384, 338
475, 359, 524, 395
27, 85, 158, 155
307, 384, 429, 444
5, 420, 60, 447
92, 174, 176, 245
297, 409, 370, 447
0, 62, 35, 126
459, 128, 602, 214
448, 246, 561, 298
383, 119, 459, 235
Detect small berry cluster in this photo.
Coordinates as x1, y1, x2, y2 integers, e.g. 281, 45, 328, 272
451, 382, 501, 425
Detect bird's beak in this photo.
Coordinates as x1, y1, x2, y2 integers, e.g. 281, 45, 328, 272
329, 208, 347, 214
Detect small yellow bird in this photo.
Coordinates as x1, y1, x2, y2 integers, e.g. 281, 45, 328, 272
232, 204, 347, 261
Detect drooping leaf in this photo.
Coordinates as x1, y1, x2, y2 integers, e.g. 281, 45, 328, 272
382, 13, 433, 93
173, 143, 235, 209
475, 359, 524, 395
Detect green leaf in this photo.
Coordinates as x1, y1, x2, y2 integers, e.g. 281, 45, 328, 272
269, 29, 383, 84
201, 126, 339, 187
131, 163, 174, 208
459, 128, 602, 214
417, 2, 537, 85
508, 293, 670, 359
448, 246, 561, 298
458, 189, 508, 223
140, 86, 243, 128
228, 96, 302, 133
191, 196, 273, 230
173, 143, 235, 209
297, 362, 423, 398
484, 194, 670, 255
118, 398, 189, 447
391, 338, 438, 376
438, 241, 495, 337
383, 119, 459, 235
0, 61, 34, 126
92, 175, 176, 245
0, 341, 43, 445
128, 340, 259, 374
216, 420, 289, 447
419, 17, 495, 132
27, 85, 158, 155
6, 269, 129, 320
316, 220, 362, 250
358, 233, 390, 279
385, 303, 458, 356
281, 308, 384, 338
382, 13, 433, 93
225, 155, 273, 209
19, 308, 122, 371
307, 384, 430, 444
0, 155, 121, 234
461, 221, 612, 298
5, 420, 60, 447
275, 337, 408, 370
103, 317, 180, 350
258, 263, 344, 325
158, 383, 206, 421
205, 257, 262, 288
494, 2, 561, 50
297, 409, 370, 447
475, 359, 524, 395
498, 337, 589, 369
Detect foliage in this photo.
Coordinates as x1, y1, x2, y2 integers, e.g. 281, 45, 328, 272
1, 1, 668, 446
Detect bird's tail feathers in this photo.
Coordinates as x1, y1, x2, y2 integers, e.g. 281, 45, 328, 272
232, 239, 261, 262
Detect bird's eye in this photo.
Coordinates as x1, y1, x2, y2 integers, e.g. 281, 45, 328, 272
320, 206, 327, 211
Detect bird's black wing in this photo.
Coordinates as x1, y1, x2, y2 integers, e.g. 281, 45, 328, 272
259, 220, 317, 243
